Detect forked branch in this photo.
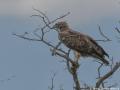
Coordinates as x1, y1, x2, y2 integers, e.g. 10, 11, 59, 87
96, 62, 120, 88
96, 25, 111, 42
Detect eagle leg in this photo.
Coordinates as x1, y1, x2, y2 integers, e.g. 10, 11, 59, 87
74, 51, 80, 63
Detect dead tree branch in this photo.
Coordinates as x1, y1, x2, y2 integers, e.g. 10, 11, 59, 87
31, 8, 70, 30
115, 27, 120, 41
32, 7, 51, 24
97, 63, 105, 88
13, 9, 120, 90
48, 73, 56, 90
50, 48, 80, 90
96, 25, 111, 42
13, 10, 81, 90
96, 62, 120, 88
115, 27, 120, 34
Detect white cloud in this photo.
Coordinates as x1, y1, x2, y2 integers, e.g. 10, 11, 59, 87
0, 0, 120, 23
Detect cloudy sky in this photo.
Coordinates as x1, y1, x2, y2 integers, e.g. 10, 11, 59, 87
0, 0, 120, 22
0, 0, 120, 90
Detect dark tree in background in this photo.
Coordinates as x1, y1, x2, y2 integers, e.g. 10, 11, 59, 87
13, 8, 120, 90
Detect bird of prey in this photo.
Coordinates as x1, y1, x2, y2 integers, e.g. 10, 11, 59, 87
53, 21, 109, 65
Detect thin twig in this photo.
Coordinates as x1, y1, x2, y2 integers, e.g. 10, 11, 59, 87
96, 25, 111, 42
32, 7, 51, 23
115, 27, 120, 34
13, 33, 67, 55
115, 27, 120, 41
48, 73, 56, 90
31, 10, 70, 30
97, 63, 105, 88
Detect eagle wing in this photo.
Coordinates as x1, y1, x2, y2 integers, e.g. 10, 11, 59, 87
85, 35, 109, 64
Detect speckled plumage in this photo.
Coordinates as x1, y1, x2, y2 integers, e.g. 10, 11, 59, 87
53, 21, 109, 65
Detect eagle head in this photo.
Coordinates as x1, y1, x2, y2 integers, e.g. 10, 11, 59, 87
53, 21, 69, 31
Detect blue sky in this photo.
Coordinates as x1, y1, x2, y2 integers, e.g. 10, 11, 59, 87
0, 0, 120, 90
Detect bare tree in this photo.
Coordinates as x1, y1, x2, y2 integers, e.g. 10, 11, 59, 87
13, 9, 120, 90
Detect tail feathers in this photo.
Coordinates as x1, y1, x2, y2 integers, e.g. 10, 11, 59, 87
104, 52, 109, 58
93, 54, 109, 65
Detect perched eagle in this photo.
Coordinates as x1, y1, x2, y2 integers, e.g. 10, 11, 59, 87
53, 21, 109, 65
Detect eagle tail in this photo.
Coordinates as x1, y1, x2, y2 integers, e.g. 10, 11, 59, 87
94, 54, 109, 65
104, 52, 109, 58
